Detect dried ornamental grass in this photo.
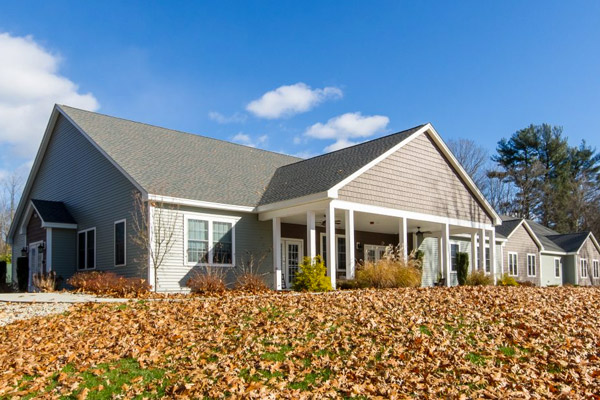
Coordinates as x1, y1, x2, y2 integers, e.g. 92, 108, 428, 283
186, 266, 227, 294
67, 271, 150, 297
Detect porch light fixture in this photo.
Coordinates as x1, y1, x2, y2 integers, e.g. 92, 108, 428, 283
21, 246, 28, 256
38, 242, 45, 251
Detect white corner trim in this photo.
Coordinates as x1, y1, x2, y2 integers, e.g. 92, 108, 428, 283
148, 194, 254, 213
46, 228, 52, 272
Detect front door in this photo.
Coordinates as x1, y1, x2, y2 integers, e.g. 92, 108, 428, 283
282, 239, 303, 289
28, 241, 43, 291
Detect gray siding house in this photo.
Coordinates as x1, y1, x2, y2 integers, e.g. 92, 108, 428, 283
13, 104, 589, 292
495, 217, 600, 286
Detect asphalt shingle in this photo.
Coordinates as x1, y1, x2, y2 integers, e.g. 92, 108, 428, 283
31, 199, 76, 224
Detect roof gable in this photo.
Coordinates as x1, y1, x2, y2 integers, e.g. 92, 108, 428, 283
58, 106, 300, 207
31, 199, 76, 224
258, 125, 425, 205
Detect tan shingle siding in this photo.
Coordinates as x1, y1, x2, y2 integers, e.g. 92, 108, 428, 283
338, 133, 492, 224
504, 224, 540, 285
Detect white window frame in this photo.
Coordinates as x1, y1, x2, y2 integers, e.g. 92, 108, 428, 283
450, 243, 459, 273
580, 258, 588, 278
114, 219, 127, 267
554, 257, 561, 279
363, 244, 387, 263
320, 233, 348, 272
77, 227, 96, 270
508, 252, 518, 277
184, 213, 239, 267
593, 260, 599, 279
526, 253, 536, 277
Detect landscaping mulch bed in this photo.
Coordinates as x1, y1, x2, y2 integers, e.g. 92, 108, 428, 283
1, 287, 599, 398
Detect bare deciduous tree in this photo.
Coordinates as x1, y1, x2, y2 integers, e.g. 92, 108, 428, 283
447, 138, 489, 190
130, 191, 179, 291
0, 172, 23, 261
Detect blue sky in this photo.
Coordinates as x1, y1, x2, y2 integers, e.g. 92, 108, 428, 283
0, 1, 599, 177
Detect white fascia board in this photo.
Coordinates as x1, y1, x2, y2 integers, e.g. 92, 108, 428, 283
258, 199, 332, 221
57, 106, 148, 197
331, 200, 495, 230
148, 194, 254, 213
540, 250, 567, 256
425, 125, 502, 226
520, 220, 545, 251
255, 191, 331, 213
327, 125, 428, 197
41, 222, 78, 229
574, 232, 600, 255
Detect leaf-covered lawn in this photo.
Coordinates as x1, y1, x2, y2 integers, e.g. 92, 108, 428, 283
1, 287, 599, 398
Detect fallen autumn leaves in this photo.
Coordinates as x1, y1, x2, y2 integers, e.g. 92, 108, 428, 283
1, 287, 599, 399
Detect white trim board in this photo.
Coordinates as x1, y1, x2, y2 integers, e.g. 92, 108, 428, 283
148, 194, 254, 213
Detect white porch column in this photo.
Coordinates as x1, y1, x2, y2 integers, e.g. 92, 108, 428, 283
399, 217, 408, 260
489, 228, 497, 284
470, 232, 478, 273
45, 228, 53, 273
306, 211, 316, 259
441, 223, 451, 287
272, 217, 282, 290
345, 209, 355, 280
325, 202, 337, 289
479, 228, 486, 273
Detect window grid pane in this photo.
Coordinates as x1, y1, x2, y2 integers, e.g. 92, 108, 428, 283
188, 219, 209, 264
115, 222, 125, 265
213, 222, 232, 264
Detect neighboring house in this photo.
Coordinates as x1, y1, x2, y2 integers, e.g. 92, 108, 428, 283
496, 216, 600, 286
10, 104, 505, 291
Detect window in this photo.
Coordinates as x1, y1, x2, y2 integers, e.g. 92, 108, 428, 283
508, 252, 518, 276
580, 258, 588, 278
554, 258, 561, 278
527, 254, 536, 277
593, 260, 599, 279
185, 215, 237, 266
78, 228, 96, 270
450, 244, 459, 272
114, 220, 126, 266
364, 244, 387, 263
485, 247, 491, 273
321, 234, 348, 271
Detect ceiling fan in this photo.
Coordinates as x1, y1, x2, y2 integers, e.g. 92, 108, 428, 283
319, 215, 341, 226
415, 226, 432, 243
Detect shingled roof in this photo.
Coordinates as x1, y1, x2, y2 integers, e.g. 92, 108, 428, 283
31, 199, 76, 224
259, 125, 425, 205
498, 215, 592, 254
59, 106, 301, 207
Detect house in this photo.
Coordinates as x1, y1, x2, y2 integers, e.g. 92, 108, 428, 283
495, 216, 600, 286
10, 104, 507, 291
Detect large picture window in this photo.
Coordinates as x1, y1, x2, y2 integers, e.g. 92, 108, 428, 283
114, 220, 126, 266
78, 228, 96, 270
508, 252, 518, 276
185, 214, 237, 266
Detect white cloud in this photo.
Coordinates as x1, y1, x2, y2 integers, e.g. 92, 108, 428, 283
0, 33, 99, 157
246, 82, 342, 119
232, 132, 268, 148
208, 111, 247, 124
305, 112, 390, 152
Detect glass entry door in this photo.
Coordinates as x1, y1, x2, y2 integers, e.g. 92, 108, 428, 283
282, 239, 303, 289
28, 241, 43, 291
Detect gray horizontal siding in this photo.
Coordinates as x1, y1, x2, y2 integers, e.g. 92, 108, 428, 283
51, 228, 77, 287
154, 205, 273, 292
12, 115, 146, 283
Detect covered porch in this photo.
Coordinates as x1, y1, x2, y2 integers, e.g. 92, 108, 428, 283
260, 199, 497, 290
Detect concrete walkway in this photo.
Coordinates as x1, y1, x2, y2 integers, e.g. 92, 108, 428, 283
0, 292, 128, 303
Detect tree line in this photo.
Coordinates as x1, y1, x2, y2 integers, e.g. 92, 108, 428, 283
449, 124, 600, 238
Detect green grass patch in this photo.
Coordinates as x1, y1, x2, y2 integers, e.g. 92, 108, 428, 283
261, 344, 293, 362
498, 346, 516, 357
547, 363, 563, 373
288, 368, 332, 391
419, 325, 432, 336
466, 352, 486, 366
239, 368, 284, 382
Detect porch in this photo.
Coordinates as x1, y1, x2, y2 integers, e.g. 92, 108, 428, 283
260, 200, 497, 290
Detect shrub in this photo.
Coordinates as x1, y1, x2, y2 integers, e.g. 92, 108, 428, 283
355, 256, 422, 289
338, 279, 360, 290
234, 252, 270, 293
498, 273, 519, 287
292, 256, 332, 292
186, 266, 227, 294
456, 252, 469, 285
465, 270, 493, 286
33, 271, 57, 292
67, 271, 150, 297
